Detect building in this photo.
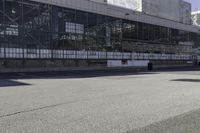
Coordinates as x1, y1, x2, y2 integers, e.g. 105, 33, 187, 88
0, 0, 200, 71
180, 0, 191, 24
192, 11, 200, 26
93, 0, 192, 24
192, 11, 200, 56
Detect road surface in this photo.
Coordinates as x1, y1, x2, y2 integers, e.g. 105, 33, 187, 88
0, 69, 200, 133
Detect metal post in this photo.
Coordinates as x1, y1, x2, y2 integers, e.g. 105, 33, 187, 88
3, 0, 6, 66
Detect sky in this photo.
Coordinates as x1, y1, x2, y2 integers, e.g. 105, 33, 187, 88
185, 0, 200, 11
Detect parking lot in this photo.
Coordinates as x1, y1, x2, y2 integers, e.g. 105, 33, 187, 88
0, 69, 200, 133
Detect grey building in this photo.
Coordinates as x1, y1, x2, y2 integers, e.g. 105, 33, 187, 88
0, 0, 200, 71
93, 0, 192, 24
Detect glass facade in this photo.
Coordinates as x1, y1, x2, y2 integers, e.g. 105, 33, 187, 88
0, 0, 200, 65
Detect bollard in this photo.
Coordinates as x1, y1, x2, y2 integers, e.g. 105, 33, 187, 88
148, 63, 153, 71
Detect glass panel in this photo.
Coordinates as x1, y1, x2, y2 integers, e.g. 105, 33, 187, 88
86, 13, 97, 50
61, 9, 76, 50
122, 20, 137, 40
5, 0, 22, 25
87, 13, 97, 37
137, 22, 143, 40
149, 24, 155, 42
171, 29, 179, 44
96, 15, 107, 51
40, 31, 51, 49
160, 27, 169, 43
97, 14, 106, 37
0, 0, 3, 24
110, 19, 122, 51
154, 25, 160, 43
142, 23, 149, 40
0, 0, 4, 48
96, 37, 106, 51
23, 1, 51, 50
4, 0, 22, 49
178, 31, 192, 54
76, 11, 87, 50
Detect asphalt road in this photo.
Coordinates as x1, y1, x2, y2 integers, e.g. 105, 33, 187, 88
0, 69, 200, 133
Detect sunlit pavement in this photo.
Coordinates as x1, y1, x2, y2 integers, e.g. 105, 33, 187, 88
0, 69, 200, 133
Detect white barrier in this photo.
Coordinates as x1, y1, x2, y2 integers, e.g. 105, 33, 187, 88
107, 60, 149, 67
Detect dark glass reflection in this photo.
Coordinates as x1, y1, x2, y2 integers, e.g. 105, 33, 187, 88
0, 0, 199, 57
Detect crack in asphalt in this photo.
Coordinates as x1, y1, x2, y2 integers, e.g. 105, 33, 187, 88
0, 103, 66, 119
0, 91, 135, 119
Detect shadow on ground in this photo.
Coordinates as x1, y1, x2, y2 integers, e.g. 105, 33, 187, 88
127, 108, 200, 133
0, 66, 199, 80
0, 80, 31, 87
171, 79, 200, 83
0, 69, 157, 80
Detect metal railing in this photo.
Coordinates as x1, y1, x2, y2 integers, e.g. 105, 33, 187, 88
0, 47, 196, 61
